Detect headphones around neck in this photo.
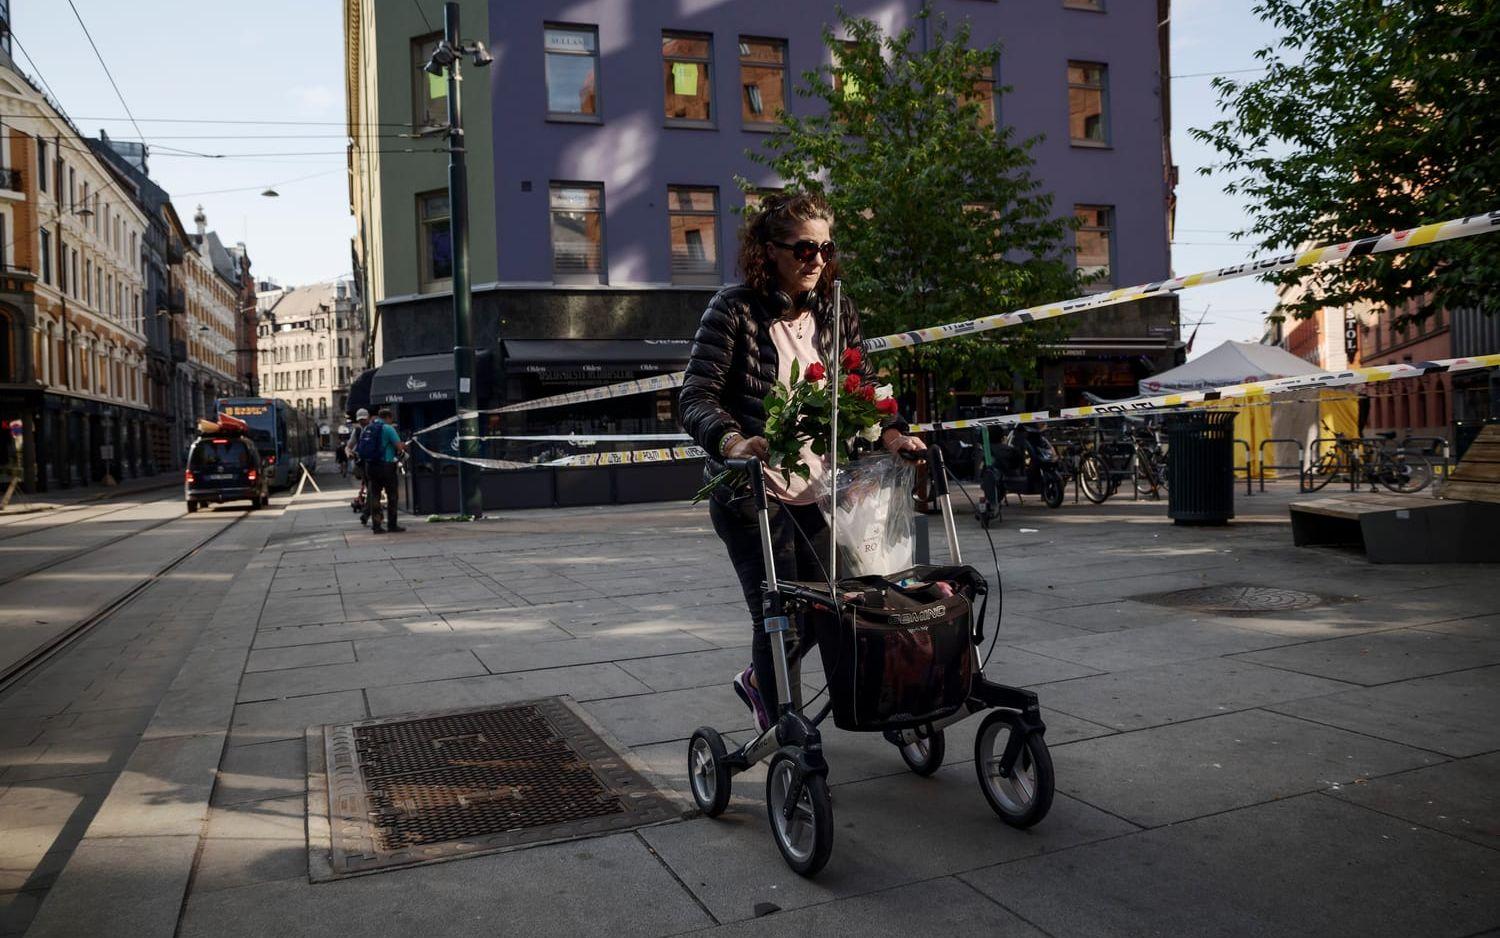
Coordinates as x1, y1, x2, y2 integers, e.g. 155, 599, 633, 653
769, 289, 817, 315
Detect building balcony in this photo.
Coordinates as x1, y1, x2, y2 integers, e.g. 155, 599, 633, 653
0, 168, 21, 193
170, 338, 188, 363
165, 288, 186, 315
166, 240, 186, 264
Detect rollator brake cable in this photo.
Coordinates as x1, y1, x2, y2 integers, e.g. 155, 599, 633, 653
945, 470, 1006, 670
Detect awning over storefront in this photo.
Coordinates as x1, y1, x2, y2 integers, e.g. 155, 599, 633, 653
344, 367, 376, 417
501, 339, 691, 380
370, 351, 496, 405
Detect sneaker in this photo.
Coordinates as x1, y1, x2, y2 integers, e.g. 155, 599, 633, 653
733, 667, 770, 733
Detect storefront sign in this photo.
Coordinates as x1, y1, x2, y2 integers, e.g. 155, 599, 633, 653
1343, 311, 1359, 360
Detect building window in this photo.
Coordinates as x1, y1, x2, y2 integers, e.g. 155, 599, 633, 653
37, 139, 46, 193
412, 34, 447, 130
832, 42, 862, 99
962, 61, 998, 128
1074, 205, 1114, 287
545, 25, 599, 119
39, 228, 50, 283
1068, 62, 1108, 145
417, 190, 453, 291
663, 32, 713, 125
1064, 0, 1105, 9
549, 183, 604, 283
744, 188, 783, 214
667, 187, 720, 285
739, 37, 786, 128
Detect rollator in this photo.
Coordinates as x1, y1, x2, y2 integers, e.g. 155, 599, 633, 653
686, 445, 1056, 877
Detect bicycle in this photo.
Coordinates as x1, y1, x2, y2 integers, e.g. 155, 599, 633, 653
1129, 425, 1169, 498
1305, 431, 1433, 494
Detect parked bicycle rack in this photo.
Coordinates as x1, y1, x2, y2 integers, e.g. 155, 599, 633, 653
1257, 438, 1307, 492
1400, 435, 1451, 479
1233, 439, 1254, 495
1309, 435, 1360, 492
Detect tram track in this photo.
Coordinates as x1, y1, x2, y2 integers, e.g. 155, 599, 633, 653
0, 506, 204, 589
0, 490, 181, 544
0, 508, 253, 695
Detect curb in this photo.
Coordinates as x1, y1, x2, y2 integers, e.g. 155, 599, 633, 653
0, 476, 181, 516
22, 499, 301, 937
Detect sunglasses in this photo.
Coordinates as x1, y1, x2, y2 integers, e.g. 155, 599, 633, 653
770, 239, 838, 263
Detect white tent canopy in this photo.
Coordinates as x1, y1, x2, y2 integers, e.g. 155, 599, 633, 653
1139, 340, 1321, 395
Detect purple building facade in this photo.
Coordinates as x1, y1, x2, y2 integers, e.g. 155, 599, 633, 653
379, 0, 1177, 431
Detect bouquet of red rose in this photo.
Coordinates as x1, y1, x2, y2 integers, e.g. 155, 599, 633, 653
694, 346, 898, 501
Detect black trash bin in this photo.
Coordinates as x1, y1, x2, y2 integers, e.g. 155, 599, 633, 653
1165, 411, 1238, 525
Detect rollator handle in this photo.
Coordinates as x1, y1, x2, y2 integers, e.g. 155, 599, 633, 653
904, 445, 949, 497
725, 456, 770, 510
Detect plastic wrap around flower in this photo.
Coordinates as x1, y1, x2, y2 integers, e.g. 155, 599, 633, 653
693, 356, 895, 502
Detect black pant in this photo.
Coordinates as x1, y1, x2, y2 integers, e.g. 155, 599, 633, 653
367, 461, 399, 530
709, 494, 829, 721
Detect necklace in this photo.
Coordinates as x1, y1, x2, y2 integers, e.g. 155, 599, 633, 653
780, 310, 810, 341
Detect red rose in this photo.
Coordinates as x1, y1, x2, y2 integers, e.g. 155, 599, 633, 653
843, 373, 862, 393
876, 397, 899, 415
804, 361, 826, 382
841, 347, 863, 371
860, 384, 876, 402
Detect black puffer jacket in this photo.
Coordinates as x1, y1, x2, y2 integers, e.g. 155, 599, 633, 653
679, 284, 906, 480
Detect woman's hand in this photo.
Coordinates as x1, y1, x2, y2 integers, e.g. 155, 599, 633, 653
724, 434, 770, 460
881, 429, 926, 455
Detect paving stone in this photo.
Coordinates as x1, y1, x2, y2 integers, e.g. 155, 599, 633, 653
1326, 752, 1500, 851
700, 875, 1046, 937
364, 662, 654, 717
251, 616, 452, 649
584, 682, 758, 747
1038, 657, 1355, 731
212, 739, 306, 806
1268, 666, 1500, 758
244, 642, 356, 673
177, 831, 711, 938
193, 796, 306, 893
467, 631, 716, 676
23, 834, 202, 938
1415, 612, 1499, 637
616, 646, 765, 693
1015, 619, 1292, 672
235, 649, 488, 703
0, 888, 45, 936
228, 690, 367, 747
982, 647, 1105, 686
0, 738, 134, 783
1236, 628, 1500, 686
1052, 708, 1441, 827
959, 794, 1500, 938
643, 779, 1134, 924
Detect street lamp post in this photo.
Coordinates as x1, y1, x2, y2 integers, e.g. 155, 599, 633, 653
425, 2, 492, 519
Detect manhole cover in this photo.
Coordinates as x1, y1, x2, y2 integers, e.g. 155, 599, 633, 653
314, 698, 681, 878
1132, 584, 1336, 616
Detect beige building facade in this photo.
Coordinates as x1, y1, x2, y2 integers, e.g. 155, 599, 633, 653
256, 279, 367, 442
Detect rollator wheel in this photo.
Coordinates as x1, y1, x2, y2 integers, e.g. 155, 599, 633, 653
896, 727, 945, 776
687, 727, 731, 818
974, 711, 1054, 829
765, 752, 833, 877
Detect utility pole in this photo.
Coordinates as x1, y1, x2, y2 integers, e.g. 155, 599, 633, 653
428, 1, 490, 519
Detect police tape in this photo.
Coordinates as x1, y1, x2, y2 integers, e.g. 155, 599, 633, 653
864, 210, 1500, 351
453, 432, 692, 444
910, 353, 1500, 432
543, 445, 707, 468
420, 209, 1500, 420
409, 436, 532, 470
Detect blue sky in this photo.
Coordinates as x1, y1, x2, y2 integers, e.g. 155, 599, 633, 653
13, 0, 1283, 359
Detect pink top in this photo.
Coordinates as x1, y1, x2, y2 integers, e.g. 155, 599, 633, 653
765, 311, 825, 505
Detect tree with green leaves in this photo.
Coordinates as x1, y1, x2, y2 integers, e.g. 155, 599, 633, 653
1192, 0, 1499, 325
744, 9, 1079, 408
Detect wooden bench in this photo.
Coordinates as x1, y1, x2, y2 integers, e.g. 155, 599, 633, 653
1289, 491, 1500, 563
1440, 424, 1500, 504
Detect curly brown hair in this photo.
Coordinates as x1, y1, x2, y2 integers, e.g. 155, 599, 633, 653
736, 191, 840, 303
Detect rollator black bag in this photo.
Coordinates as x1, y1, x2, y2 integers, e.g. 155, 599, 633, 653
803, 564, 982, 732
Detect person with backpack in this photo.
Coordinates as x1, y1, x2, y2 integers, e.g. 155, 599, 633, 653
349, 408, 371, 521
356, 407, 406, 534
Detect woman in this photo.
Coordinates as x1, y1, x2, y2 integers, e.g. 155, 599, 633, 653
679, 192, 924, 732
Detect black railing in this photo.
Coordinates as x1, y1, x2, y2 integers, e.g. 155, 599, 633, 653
170, 338, 188, 363
166, 288, 186, 314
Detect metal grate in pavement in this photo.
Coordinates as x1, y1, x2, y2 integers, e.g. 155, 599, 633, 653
1131, 584, 1341, 616
316, 697, 681, 878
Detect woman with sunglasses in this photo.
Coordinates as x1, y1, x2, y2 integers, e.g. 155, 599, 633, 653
679, 191, 925, 733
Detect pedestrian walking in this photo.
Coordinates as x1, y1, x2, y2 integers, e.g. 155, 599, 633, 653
355, 407, 406, 534
335, 426, 350, 478
350, 409, 371, 522
679, 191, 923, 730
